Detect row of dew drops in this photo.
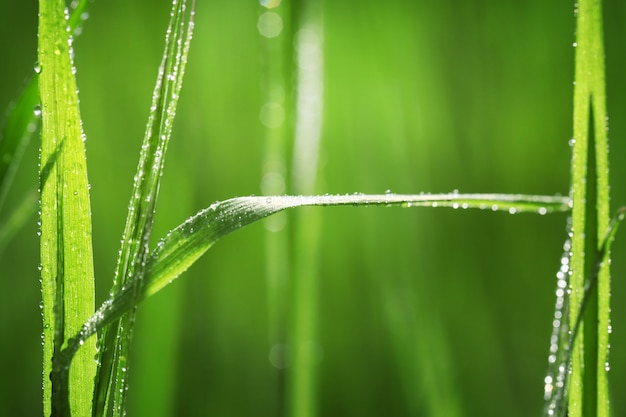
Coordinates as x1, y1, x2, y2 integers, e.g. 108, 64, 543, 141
542, 216, 614, 417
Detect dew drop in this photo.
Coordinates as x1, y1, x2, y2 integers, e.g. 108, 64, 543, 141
34, 62, 42, 74
33, 105, 42, 117
508, 207, 517, 214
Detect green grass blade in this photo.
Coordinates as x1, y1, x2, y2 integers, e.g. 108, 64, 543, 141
289, 4, 324, 417
58, 192, 570, 360
91, 1, 195, 416
38, 0, 97, 415
0, 0, 91, 206
258, 0, 293, 411
0, 0, 92, 253
0, 190, 37, 256
568, 0, 610, 416
544, 207, 624, 417
0, 77, 39, 214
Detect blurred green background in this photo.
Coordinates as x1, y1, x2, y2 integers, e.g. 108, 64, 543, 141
1, 0, 626, 416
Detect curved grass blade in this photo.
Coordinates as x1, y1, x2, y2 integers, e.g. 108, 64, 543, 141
91, 1, 196, 416
57, 192, 570, 367
544, 207, 625, 417
38, 0, 97, 415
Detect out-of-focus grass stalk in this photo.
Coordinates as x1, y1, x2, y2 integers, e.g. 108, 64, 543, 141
288, 2, 324, 417
258, 0, 293, 414
568, 0, 610, 416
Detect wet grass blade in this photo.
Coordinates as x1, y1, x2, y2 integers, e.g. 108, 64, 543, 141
57, 192, 570, 361
38, 0, 97, 415
0, 0, 92, 203
91, 1, 195, 416
0, 0, 93, 253
544, 207, 624, 417
568, 1, 610, 416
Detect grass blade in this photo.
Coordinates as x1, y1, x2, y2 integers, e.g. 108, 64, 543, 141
0, 77, 39, 213
0, 0, 93, 253
258, 1, 293, 412
289, 5, 325, 417
544, 207, 625, 417
568, 0, 610, 416
91, 1, 195, 416
38, 0, 97, 415
59, 192, 570, 360
0, 190, 37, 256
0, 0, 92, 206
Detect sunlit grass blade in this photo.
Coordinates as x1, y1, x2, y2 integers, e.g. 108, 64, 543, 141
568, 0, 610, 416
56, 192, 570, 365
544, 207, 624, 417
0, 0, 93, 253
91, 1, 195, 416
38, 0, 97, 415
0, 0, 92, 206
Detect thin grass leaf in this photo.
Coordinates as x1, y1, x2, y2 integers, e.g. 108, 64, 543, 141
57, 192, 570, 366
568, 1, 610, 416
0, 77, 39, 213
0, 190, 37, 256
38, 0, 97, 415
544, 207, 624, 417
92, 1, 195, 416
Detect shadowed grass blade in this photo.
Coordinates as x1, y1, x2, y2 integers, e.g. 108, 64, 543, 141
38, 0, 97, 415
0, 190, 37, 256
58, 192, 570, 364
0, 77, 39, 213
91, 1, 195, 416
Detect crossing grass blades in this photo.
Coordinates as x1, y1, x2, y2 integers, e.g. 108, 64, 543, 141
0, 0, 620, 415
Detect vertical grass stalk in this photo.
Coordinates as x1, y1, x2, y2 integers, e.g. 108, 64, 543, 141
258, 1, 293, 413
91, 2, 195, 416
289, 2, 324, 417
568, 0, 610, 416
38, 0, 97, 414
